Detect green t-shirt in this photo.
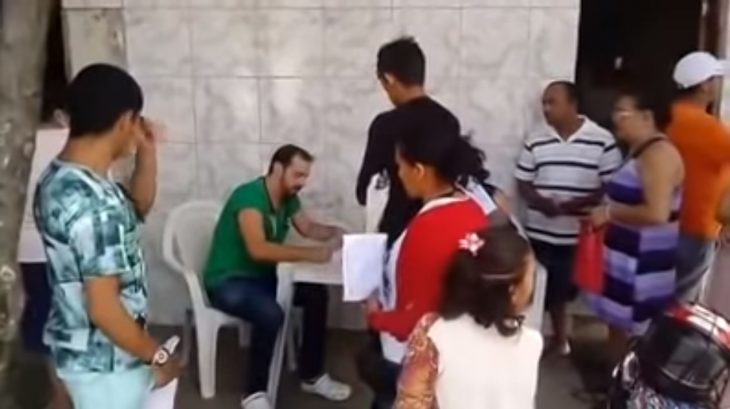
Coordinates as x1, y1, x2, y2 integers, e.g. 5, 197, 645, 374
204, 177, 301, 288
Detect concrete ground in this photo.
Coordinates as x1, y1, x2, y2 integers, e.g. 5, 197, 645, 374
170, 328, 590, 409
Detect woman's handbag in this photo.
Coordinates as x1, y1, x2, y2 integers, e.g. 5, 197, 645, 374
573, 222, 605, 295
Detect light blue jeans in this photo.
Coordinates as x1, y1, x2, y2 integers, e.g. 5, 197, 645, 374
57, 366, 153, 409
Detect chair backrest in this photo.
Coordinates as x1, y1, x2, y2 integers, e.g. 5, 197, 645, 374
162, 201, 221, 277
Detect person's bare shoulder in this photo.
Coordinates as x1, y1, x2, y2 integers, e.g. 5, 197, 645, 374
642, 139, 684, 181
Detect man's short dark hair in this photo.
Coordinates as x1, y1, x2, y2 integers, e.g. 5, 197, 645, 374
67, 63, 143, 138
376, 37, 426, 86
268, 144, 314, 174
547, 80, 579, 105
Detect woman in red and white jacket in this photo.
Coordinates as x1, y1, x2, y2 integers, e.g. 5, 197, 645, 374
363, 116, 495, 408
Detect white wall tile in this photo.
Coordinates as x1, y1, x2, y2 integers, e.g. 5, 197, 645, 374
85, 0, 124, 7
426, 77, 460, 115
261, 0, 324, 6
156, 142, 198, 209
125, 9, 192, 76
63, 9, 127, 77
528, 0, 578, 7
188, 0, 256, 6
63, 0, 90, 8
461, 8, 529, 78
324, 9, 397, 78
394, 8, 461, 79
324, 0, 391, 7
324, 78, 387, 165
393, 0, 458, 7
260, 79, 325, 148
196, 143, 262, 199
194, 78, 259, 143
527, 8, 579, 79
191, 10, 258, 76
459, 78, 528, 153
461, 0, 527, 6
259, 9, 324, 77
138, 77, 196, 143
123, 0, 185, 7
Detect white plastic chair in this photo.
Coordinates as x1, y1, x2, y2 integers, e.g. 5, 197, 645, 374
162, 200, 249, 399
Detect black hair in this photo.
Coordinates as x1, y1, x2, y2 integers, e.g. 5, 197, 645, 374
66, 63, 143, 138
547, 80, 579, 105
395, 111, 490, 186
440, 225, 532, 337
268, 144, 314, 174
675, 84, 702, 100
376, 36, 426, 86
618, 85, 673, 131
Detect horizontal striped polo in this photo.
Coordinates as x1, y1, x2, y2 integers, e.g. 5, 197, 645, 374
515, 117, 622, 245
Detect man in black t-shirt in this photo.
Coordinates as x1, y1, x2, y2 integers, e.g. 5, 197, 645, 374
355, 36, 461, 409
355, 36, 460, 247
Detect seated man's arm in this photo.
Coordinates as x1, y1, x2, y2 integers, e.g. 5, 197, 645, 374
292, 211, 343, 242
238, 209, 331, 264
86, 277, 158, 361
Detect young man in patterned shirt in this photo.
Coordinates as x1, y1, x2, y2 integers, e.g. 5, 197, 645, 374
34, 64, 180, 408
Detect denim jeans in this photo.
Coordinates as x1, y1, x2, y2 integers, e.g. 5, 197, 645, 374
676, 234, 716, 302
208, 275, 328, 394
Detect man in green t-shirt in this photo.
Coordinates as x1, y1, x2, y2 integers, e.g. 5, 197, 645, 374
204, 144, 351, 409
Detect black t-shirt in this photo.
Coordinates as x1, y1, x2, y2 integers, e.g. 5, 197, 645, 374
355, 96, 460, 246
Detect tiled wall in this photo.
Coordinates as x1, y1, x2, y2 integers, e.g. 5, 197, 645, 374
62, 0, 579, 325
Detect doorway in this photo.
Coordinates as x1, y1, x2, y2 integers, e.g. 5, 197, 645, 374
574, 0, 727, 130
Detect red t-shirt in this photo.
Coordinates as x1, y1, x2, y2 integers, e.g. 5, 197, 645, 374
368, 198, 489, 341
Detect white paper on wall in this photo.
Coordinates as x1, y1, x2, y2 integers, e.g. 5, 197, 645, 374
341, 233, 387, 302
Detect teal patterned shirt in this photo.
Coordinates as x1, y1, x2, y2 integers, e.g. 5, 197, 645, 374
34, 159, 148, 373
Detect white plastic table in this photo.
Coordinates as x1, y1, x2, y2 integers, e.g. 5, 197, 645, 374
267, 252, 344, 408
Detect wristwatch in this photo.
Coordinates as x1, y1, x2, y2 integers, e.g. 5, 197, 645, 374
150, 335, 180, 366
151, 345, 171, 366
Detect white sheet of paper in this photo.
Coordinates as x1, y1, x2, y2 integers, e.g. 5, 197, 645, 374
144, 379, 178, 409
342, 233, 387, 302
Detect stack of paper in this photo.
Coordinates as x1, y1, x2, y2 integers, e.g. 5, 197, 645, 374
341, 233, 387, 302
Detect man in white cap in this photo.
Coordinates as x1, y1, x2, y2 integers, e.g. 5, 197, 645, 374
666, 51, 730, 302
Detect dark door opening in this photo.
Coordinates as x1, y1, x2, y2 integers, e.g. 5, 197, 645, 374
40, 0, 67, 125
575, 0, 724, 130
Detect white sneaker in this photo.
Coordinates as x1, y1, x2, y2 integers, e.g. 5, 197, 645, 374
241, 392, 272, 409
301, 374, 352, 402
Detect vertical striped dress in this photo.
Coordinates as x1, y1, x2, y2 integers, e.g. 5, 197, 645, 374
587, 140, 682, 335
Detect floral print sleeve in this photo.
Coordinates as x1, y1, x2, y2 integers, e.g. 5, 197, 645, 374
395, 313, 440, 409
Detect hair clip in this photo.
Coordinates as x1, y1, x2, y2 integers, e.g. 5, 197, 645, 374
458, 232, 484, 256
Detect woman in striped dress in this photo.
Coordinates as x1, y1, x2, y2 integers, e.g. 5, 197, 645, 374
588, 87, 684, 364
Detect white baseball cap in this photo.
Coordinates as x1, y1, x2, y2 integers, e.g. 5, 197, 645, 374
673, 51, 728, 89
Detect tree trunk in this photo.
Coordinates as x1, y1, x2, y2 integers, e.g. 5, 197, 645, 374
0, 1, 53, 408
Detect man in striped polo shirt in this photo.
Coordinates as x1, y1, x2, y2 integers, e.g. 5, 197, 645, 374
515, 81, 622, 355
